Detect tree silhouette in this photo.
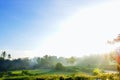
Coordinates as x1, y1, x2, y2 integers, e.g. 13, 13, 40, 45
1, 51, 6, 59
8, 54, 11, 60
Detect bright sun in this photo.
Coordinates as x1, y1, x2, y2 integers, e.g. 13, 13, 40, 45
38, 1, 120, 57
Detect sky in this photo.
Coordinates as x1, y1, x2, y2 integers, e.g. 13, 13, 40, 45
0, 0, 120, 58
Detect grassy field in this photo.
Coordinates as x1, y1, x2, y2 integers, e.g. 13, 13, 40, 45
0, 67, 120, 80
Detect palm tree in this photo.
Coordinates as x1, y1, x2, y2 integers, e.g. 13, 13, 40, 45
1, 51, 6, 59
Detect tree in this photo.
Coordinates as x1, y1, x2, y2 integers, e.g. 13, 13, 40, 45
8, 54, 11, 60
108, 34, 120, 73
67, 57, 76, 65
55, 62, 64, 70
1, 51, 6, 59
40, 55, 51, 68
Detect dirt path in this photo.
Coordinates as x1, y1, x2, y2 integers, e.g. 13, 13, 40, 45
104, 70, 118, 74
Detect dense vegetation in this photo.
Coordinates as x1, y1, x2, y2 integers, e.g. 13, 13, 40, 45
0, 51, 117, 72
0, 51, 119, 80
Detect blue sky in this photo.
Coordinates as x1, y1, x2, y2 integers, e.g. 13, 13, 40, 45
0, 0, 86, 50
1, 0, 119, 58
0, 0, 60, 49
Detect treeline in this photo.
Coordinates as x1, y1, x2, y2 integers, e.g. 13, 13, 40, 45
0, 52, 77, 72
0, 51, 116, 72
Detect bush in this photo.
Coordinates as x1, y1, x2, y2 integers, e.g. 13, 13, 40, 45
93, 68, 102, 75
55, 63, 65, 70
59, 76, 64, 80
6, 71, 12, 76
0, 72, 3, 77
22, 70, 31, 75
3, 77, 30, 80
36, 78, 45, 80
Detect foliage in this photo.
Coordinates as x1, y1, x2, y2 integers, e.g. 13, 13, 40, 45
1, 51, 6, 59
0, 53, 117, 73
108, 34, 120, 73
93, 68, 102, 75
0, 50, 117, 73
22, 70, 29, 75
0, 70, 120, 80
55, 62, 65, 70
67, 57, 76, 65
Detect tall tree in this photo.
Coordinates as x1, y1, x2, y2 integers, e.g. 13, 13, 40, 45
1, 51, 6, 59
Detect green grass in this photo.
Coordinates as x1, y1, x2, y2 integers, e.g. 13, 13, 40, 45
0, 67, 120, 80
12, 70, 22, 74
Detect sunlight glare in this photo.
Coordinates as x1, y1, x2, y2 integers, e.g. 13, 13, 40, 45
40, 0, 120, 57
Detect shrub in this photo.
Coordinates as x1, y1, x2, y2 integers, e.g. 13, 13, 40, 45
59, 76, 64, 80
93, 68, 102, 75
3, 76, 30, 80
0, 72, 3, 77
6, 71, 12, 76
36, 78, 45, 80
22, 70, 30, 75
55, 62, 65, 70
